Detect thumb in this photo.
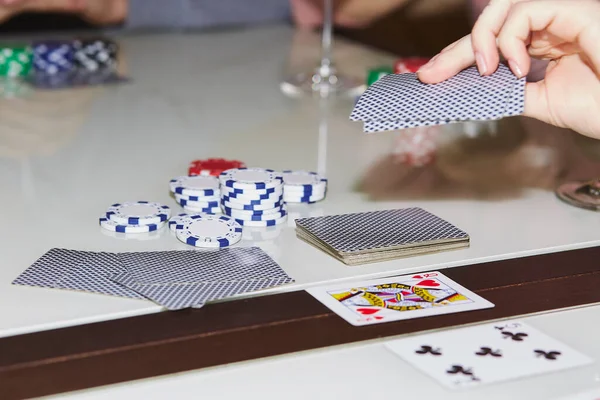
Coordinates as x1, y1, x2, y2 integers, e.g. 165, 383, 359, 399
523, 81, 551, 125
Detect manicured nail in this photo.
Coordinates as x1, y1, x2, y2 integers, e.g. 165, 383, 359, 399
508, 59, 523, 78
475, 52, 488, 75
417, 55, 438, 73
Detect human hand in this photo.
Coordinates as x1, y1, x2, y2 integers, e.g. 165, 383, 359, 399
0, 0, 126, 25
290, 0, 409, 29
417, 0, 600, 139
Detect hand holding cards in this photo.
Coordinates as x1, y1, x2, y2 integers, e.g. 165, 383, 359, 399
351, 64, 525, 133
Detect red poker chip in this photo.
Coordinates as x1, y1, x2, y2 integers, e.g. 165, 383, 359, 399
394, 57, 431, 74
188, 158, 246, 177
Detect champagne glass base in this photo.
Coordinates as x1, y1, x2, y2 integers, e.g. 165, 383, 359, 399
555, 180, 600, 211
280, 70, 365, 98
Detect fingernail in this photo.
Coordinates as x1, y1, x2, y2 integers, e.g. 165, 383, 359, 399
475, 52, 488, 75
508, 59, 523, 78
417, 55, 438, 73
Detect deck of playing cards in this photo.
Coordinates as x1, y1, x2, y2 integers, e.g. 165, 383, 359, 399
12, 247, 294, 310
295, 207, 469, 265
351, 64, 526, 133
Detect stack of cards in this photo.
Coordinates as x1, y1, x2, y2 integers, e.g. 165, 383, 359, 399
350, 64, 526, 133
12, 247, 294, 310
295, 207, 469, 265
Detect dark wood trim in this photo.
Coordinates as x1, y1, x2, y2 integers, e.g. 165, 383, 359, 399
2, 246, 600, 399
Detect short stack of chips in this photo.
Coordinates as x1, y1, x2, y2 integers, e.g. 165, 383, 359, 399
169, 175, 221, 214
73, 38, 118, 73
100, 201, 171, 233
188, 158, 246, 177
32, 41, 74, 76
0, 45, 32, 78
219, 168, 288, 228
282, 170, 327, 203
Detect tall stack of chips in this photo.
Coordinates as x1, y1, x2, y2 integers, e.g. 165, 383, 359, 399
0, 45, 33, 78
219, 168, 288, 227
169, 175, 221, 214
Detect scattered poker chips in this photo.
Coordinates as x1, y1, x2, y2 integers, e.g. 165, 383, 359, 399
188, 158, 246, 177
281, 170, 327, 203
219, 168, 288, 227
100, 201, 171, 234
169, 175, 221, 214
0, 45, 33, 77
175, 214, 243, 248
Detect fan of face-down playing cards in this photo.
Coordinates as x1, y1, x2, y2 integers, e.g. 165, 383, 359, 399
295, 207, 470, 266
350, 64, 526, 133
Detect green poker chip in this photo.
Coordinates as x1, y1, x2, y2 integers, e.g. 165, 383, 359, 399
366, 66, 393, 86
0, 45, 33, 77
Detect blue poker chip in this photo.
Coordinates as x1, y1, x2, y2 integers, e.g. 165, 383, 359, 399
99, 216, 165, 233
219, 168, 283, 190
32, 41, 75, 75
106, 201, 171, 226
169, 175, 219, 197
221, 188, 282, 202
233, 212, 287, 227
175, 214, 243, 248
221, 199, 283, 211
177, 198, 219, 208
220, 194, 283, 207
281, 170, 327, 192
223, 206, 286, 221
221, 186, 278, 196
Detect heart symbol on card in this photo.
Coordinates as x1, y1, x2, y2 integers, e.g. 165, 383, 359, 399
416, 279, 440, 287
374, 316, 384, 320
412, 275, 424, 279
357, 308, 380, 315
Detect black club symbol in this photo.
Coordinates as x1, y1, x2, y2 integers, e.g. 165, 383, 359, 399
446, 365, 475, 376
415, 345, 442, 356
534, 350, 562, 360
501, 331, 529, 341
475, 347, 502, 357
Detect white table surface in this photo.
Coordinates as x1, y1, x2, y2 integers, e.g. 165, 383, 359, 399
1, 25, 599, 341
50, 305, 600, 400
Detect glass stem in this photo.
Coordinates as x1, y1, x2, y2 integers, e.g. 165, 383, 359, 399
319, 0, 334, 76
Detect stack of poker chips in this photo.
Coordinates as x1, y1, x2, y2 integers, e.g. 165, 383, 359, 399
30, 37, 118, 88
281, 170, 327, 203
169, 175, 221, 214
219, 168, 288, 228
0, 45, 33, 78
100, 201, 171, 233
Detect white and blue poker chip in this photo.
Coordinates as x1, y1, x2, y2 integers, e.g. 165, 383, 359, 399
99, 216, 166, 233
220, 193, 283, 207
174, 193, 220, 203
168, 213, 189, 232
175, 214, 243, 248
221, 199, 283, 211
220, 188, 283, 202
169, 175, 219, 197
233, 212, 287, 227
219, 168, 283, 190
223, 206, 287, 221
106, 201, 171, 226
221, 186, 279, 196
222, 205, 283, 216
177, 198, 220, 209
283, 192, 326, 203
282, 170, 327, 191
